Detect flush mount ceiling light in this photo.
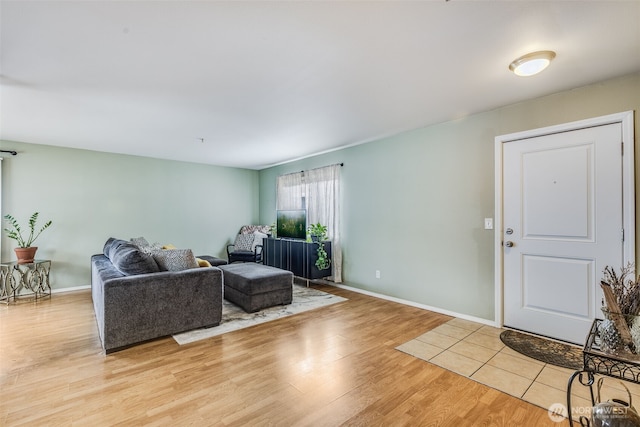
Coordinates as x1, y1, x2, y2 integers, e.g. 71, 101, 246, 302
509, 50, 556, 77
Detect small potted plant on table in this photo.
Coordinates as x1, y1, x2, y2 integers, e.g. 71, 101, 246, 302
4, 212, 52, 263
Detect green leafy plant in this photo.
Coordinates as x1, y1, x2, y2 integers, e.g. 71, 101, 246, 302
4, 212, 52, 248
315, 243, 331, 271
307, 222, 328, 242
307, 222, 330, 270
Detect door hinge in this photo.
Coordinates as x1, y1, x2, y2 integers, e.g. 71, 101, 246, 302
622, 228, 625, 242
622, 142, 624, 155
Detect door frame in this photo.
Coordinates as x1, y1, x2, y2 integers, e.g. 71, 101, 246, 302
494, 111, 635, 328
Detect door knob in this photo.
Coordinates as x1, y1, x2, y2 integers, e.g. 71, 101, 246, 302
505, 241, 514, 248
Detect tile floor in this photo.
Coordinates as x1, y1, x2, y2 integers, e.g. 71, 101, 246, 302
396, 318, 640, 418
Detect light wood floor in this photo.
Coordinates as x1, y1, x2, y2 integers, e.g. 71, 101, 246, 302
0, 285, 557, 426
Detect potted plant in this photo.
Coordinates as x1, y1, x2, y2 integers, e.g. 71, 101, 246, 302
4, 212, 52, 263
307, 222, 331, 270
307, 222, 328, 242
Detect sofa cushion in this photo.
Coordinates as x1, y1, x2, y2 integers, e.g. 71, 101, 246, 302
196, 255, 228, 267
105, 238, 161, 276
153, 248, 199, 272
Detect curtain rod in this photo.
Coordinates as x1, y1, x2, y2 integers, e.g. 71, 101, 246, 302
280, 162, 344, 177
0, 150, 17, 156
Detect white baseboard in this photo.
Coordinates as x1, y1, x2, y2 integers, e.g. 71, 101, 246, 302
51, 285, 90, 294
331, 283, 498, 328
48, 282, 497, 328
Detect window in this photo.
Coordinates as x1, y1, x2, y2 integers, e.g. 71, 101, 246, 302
276, 164, 342, 282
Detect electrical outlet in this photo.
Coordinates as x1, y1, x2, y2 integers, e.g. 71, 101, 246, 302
375, 270, 381, 279
484, 218, 493, 230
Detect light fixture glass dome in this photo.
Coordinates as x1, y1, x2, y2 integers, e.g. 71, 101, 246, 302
509, 51, 556, 77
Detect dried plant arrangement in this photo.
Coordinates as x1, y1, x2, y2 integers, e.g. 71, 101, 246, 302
601, 263, 640, 316
599, 263, 640, 355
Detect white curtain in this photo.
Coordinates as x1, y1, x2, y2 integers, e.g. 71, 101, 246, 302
276, 164, 342, 283
276, 171, 304, 210
306, 164, 342, 283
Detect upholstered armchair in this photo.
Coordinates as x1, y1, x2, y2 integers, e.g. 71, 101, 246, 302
226, 225, 271, 263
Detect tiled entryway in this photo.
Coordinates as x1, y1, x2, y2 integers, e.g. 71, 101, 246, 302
397, 318, 640, 415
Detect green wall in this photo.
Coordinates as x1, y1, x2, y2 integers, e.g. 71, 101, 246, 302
2, 72, 638, 321
0, 142, 259, 291
259, 72, 640, 322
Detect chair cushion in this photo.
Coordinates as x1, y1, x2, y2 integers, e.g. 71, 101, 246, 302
229, 251, 260, 263
252, 231, 268, 251
234, 233, 255, 251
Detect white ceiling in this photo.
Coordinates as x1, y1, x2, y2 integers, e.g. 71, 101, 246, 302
1, 1, 639, 170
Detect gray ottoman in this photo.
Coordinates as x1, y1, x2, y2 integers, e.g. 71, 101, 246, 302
219, 263, 293, 312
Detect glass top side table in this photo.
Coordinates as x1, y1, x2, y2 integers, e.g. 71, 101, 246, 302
0, 259, 51, 304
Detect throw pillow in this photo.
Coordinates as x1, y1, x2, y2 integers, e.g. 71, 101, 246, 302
103, 237, 121, 257
234, 233, 255, 252
138, 242, 162, 255
108, 240, 161, 276
130, 236, 150, 249
162, 243, 177, 249
196, 257, 212, 267
152, 249, 199, 271
252, 231, 268, 251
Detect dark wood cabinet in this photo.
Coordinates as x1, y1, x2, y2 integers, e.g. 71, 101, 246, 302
263, 238, 332, 280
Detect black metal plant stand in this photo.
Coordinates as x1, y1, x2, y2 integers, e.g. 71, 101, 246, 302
567, 319, 640, 425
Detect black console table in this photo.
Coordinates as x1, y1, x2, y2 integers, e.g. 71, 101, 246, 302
263, 237, 332, 281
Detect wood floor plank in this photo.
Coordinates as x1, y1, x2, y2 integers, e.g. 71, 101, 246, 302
0, 285, 557, 426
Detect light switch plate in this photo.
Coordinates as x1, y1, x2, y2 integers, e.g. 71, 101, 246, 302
484, 218, 493, 230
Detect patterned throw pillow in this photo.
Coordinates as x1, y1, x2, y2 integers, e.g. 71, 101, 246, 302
130, 236, 150, 249
234, 233, 255, 251
129, 237, 164, 255
152, 249, 199, 272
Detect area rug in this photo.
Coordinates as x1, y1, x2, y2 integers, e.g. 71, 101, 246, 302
173, 284, 347, 345
499, 330, 583, 370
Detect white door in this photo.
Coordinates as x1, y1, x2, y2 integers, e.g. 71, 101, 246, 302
503, 123, 624, 344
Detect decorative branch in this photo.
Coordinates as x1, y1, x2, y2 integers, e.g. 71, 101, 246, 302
601, 263, 640, 316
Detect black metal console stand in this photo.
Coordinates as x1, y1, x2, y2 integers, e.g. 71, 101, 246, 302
567, 319, 640, 425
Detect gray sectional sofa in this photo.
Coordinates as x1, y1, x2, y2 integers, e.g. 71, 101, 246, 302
91, 238, 223, 353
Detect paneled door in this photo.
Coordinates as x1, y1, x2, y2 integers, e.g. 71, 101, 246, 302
502, 123, 624, 344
